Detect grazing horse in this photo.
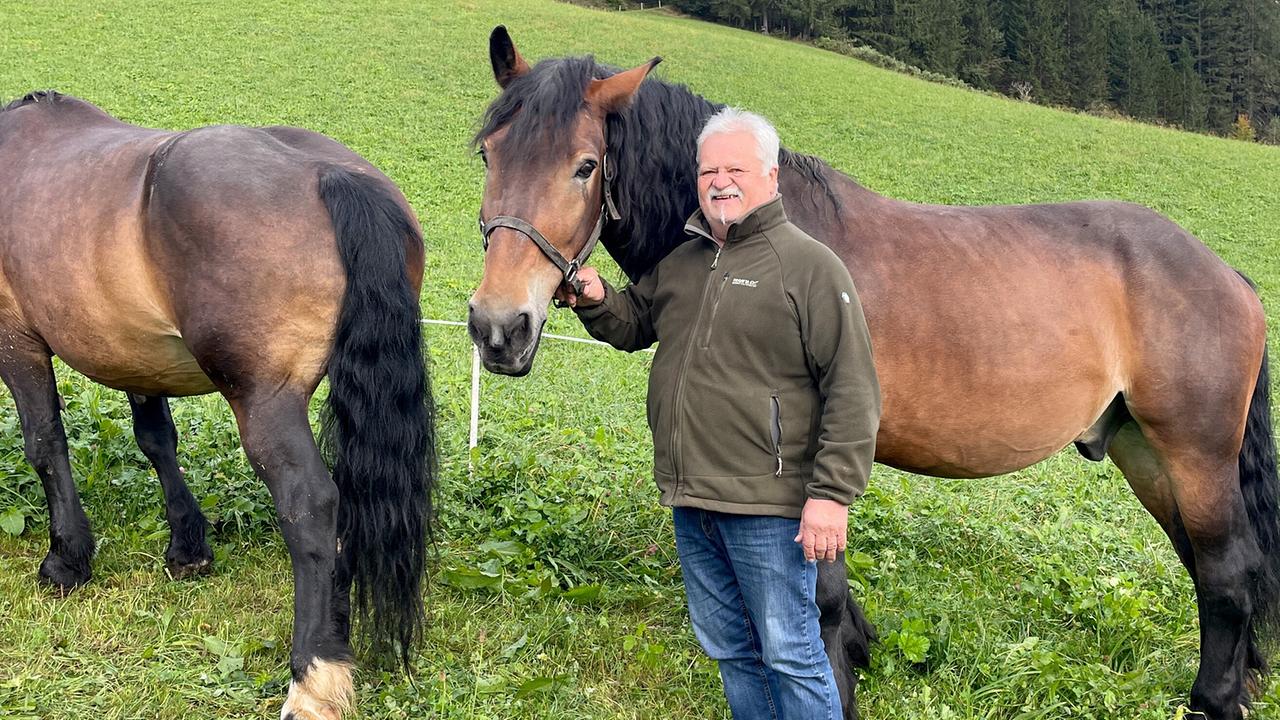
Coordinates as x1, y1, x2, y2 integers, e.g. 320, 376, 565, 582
0, 91, 435, 720
467, 28, 1278, 720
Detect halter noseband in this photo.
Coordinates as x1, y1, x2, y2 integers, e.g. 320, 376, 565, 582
479, 153, 621, 296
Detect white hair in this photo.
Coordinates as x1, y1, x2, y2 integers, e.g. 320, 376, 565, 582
697, 107, 780, 175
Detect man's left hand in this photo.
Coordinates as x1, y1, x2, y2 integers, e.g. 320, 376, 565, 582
552, 266, 604, 308
794, 498, 848, 563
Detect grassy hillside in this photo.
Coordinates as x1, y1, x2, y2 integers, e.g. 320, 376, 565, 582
0, 1, 1277, 718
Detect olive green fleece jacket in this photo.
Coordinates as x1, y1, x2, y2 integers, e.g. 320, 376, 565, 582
573, 195, 881, 518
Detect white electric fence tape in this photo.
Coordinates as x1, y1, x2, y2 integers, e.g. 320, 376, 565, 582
420, 318, 654, 473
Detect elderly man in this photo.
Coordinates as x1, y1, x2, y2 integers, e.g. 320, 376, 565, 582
558, 107, 880, 718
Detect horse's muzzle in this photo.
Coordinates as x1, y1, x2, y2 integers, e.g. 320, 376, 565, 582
467, 303, 542, 376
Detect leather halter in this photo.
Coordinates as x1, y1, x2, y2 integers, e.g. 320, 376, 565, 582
479, 154, 621, 296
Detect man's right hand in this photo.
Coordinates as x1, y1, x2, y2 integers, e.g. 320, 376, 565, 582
554, 266, 605, 308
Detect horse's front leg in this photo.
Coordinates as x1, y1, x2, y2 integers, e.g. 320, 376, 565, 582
0, 339, 94, 591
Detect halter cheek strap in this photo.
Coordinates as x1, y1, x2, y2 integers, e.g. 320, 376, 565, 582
601, 152, 621, 223
478, 154, 621, 296
480, 212, 602, 293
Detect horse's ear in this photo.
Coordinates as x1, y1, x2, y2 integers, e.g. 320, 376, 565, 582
586, 57, 662, 114
490, 26, 530, 89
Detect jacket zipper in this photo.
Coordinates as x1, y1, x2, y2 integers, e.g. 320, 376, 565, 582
770, 393, 783, 477
671, 241, 727, 485
699, 271, 731, 349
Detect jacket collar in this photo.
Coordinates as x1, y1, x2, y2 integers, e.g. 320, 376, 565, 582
683, 194, 788, 244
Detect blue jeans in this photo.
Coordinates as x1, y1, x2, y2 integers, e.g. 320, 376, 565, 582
672, 507, 841, 720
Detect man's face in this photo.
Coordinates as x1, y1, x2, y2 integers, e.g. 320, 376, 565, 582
697, 130, 779, 238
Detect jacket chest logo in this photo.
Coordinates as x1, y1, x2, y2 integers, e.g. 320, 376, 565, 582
730, 277, 759, 288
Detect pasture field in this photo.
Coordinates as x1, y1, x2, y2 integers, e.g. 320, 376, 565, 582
1, 0, 1278, 718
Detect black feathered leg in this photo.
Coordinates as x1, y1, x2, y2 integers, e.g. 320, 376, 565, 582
817, 556, 875, 719
127, 393, 213, 578
0, 341, 93, 591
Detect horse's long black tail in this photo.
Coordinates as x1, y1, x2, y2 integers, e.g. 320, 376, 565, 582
1235, 272, 1280, 658
1241, 341, 1280, 632
317, 166, 435, 670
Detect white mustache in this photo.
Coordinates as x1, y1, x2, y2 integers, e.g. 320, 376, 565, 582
707, 185, 744, 225
707, 185, 743, 202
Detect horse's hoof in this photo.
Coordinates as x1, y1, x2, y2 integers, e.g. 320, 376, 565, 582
165, 547, 213, 580
1189, 701, 1246, 720
280, 659, 354, 720
282, 710, 340, 720
37, 552, 91, 594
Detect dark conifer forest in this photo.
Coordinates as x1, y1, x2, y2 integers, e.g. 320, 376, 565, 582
668, 0, 1280, 141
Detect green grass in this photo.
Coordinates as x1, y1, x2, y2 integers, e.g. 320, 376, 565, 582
0, 0, 1278, 718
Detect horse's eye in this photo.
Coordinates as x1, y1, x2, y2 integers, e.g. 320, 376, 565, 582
575, 159, 598, 180
477, 148, 488, 167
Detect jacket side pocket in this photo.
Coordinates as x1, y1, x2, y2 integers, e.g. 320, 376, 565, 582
770, 393, 783, 477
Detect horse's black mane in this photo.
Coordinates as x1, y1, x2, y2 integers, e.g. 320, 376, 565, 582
2, 89, 63, 112
475, 58, 840, 281
475, 57, 596, 162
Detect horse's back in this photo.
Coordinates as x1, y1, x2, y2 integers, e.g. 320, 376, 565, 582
971, 198, 1264, 375
0, 98, 410, 397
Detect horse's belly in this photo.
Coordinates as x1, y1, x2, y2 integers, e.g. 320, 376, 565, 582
871, 351, 1123, 479
7, 233, 219, 396
874, 424, 1077, 478
857, 252, 1130, 479
50, 329, 216, 397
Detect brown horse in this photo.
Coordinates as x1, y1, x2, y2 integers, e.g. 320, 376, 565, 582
467, 28, 1278, 720
0, 91, 435, 720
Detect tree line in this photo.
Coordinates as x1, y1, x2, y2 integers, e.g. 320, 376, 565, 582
668, 0, 1280, 142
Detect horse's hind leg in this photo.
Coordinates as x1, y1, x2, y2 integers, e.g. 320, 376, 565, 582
127, 393, 213, 579
1173, 457, 1258, 720
1113, 417, 1261, 719
1108, 422, 1195, 572
229, 389, 352, 720
816, 557, 874, 720
0, 341, 93, 590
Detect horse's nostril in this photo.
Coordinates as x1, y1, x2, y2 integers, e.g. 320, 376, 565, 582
502, 312, 532, 347
465, 311, 487, 347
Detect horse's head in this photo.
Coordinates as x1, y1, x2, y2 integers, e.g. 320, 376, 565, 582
467, 26, 659, 375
